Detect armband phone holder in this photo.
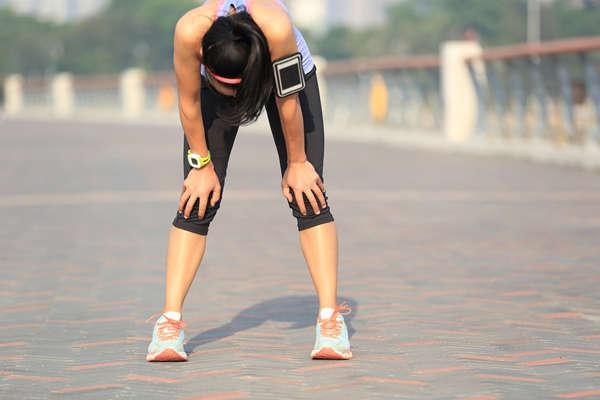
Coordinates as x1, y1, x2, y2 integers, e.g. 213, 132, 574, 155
272, 52, 305, 98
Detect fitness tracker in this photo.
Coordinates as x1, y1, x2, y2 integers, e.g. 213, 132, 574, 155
187, 149, 211, 169
272, 52, 306, 98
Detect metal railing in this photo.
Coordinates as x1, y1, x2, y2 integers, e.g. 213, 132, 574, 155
145, 71, 177, 114
322, 54, 442, 133
5, 36, 600, 151
71, 73, 121, 112
466, 36, 600, 145
21, 76, 51, 111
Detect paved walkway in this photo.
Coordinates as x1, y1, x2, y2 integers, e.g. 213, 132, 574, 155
1, 119, 599, 399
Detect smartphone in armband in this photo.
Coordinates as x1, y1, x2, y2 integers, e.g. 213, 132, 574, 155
272, 52, 306, 98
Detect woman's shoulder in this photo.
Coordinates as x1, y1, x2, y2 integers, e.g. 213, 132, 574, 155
174, 2, 219, 51
250, 0, 294, 42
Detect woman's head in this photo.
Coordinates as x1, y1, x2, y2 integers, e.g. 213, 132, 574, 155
202, 11, 273, 125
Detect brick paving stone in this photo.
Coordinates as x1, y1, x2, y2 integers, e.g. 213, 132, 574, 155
1, 119, 599, 399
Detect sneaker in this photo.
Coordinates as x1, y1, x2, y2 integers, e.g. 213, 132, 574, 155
310, 302, 353, 360
145, 312, 188, 362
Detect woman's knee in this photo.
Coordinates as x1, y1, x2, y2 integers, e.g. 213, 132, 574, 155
286, 190, 334, 231
171, 193, 222, 236
297, 210, 335, 231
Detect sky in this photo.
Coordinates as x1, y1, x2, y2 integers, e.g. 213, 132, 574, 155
0, 0, 403, 29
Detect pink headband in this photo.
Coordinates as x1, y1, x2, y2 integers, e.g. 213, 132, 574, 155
207, 67, 242, 85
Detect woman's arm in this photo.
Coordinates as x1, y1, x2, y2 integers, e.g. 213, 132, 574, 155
173, 14, 223, 220
263, 14, 307, 164
173, 17, 208, 157
257, 10, 327, 215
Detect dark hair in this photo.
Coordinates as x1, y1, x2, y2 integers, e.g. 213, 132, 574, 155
202, 11, 273, 125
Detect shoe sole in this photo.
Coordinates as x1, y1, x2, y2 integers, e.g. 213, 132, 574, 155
146, 348, 188, 362
311, 346, 352, 360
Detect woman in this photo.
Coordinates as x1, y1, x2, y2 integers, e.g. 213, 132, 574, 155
145, 0, 352, 362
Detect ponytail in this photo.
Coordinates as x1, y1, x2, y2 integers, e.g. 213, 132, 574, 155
202, 11, 273, 125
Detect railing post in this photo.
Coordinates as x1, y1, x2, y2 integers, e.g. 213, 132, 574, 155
313, 55, 328, 114
555, 57, 576, 140
414, 71, 429, 129
357, 72, 372, 123
120, 68, 146, 119
467, 61, 487, 136
486, 62, 507, 136
51, 72, 74, 117
384, 71, 404, 126
4, 74, 24, 115
430, 68, 443, 130
441, 41, 483, 142
398, 72, 410, 127
529, 57, 549, 139
509, 60, 526, 138
582, 53, 600, 143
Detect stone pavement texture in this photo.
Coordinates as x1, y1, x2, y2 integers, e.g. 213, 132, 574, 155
1, 119, 599, 399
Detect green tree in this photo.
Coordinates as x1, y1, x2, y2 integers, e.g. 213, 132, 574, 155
1, 0, 600, 78
0, 7, 62, 77
307, 0, 600, 59
60, 0, 198, 74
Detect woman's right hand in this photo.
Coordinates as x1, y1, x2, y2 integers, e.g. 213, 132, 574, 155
178, 163, 221, 220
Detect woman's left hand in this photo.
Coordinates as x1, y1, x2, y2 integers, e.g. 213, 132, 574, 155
282, 160, 327, 216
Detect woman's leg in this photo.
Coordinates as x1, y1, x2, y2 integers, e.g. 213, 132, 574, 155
299, 221, 338, 310
265, 67, 339, 311
163, 226, 208, 313
164, 83, 240, 314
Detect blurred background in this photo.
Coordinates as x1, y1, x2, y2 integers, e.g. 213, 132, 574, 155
2, 3, 600, 398
1, 0, 600, 166
1, 0, 599, 71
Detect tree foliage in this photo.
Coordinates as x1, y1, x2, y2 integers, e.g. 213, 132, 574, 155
313, 0, 600, 59
1, 0, 599, 78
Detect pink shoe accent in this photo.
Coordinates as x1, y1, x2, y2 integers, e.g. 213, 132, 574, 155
311, 347, 352, 360
145, 312, 186, 341
146, 348, 188, 362
317, 302, 352, 339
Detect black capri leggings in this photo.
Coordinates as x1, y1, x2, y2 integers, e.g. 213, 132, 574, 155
172, 66, 334, 236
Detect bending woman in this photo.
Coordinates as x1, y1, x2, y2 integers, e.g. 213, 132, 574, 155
145, 0, 352, 362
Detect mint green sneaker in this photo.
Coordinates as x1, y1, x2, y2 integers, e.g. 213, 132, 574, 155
145, 313, 188, 362
310, 302, 353, 360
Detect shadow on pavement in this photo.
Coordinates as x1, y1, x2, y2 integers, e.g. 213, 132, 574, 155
185, 294, 358, 354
